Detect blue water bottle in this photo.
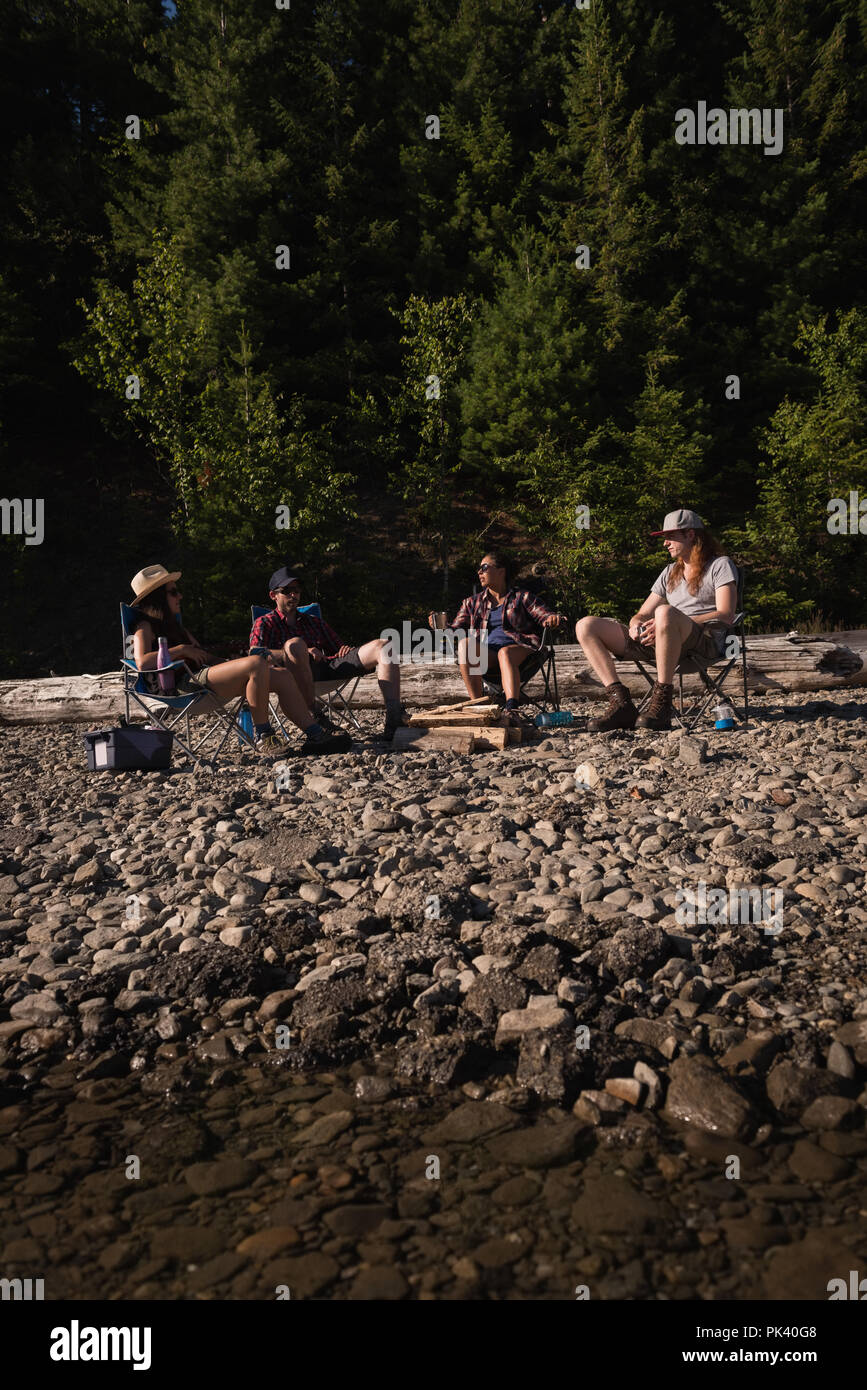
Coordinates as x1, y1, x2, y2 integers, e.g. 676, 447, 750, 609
534, 710, 573, 728
237, 701, 254, 745
714, 700, 735, 730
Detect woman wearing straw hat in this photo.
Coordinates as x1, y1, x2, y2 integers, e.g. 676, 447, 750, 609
128, 565, 351, 754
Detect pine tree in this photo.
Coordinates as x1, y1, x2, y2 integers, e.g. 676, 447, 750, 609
730, 307, 867, 626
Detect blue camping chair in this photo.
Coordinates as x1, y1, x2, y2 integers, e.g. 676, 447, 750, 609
251, 602, 363, 732
121, 603, 257, 764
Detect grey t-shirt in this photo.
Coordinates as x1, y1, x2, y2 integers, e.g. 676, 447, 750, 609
651, 556, 739, 651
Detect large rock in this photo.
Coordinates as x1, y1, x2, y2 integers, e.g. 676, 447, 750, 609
495, 1003, 571, 1045
765, 1061, 843, 1119
764, 1230, 864, 1300
463, 971, 528, 1027
571, 1175, 670, 1235
663, 1054, 758, 1140
424, 1101, 516, 1145
593, 925, 676, 983
485, 1118, 583, 1168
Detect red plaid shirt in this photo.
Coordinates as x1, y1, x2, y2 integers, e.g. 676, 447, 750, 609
249, 607, 344, 657
448, 588, 564, 651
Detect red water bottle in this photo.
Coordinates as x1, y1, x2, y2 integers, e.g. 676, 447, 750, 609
157, 637, 175, 694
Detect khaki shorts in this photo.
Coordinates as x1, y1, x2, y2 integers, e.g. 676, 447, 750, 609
178, 666, 212, 692
613, 619, 724, 667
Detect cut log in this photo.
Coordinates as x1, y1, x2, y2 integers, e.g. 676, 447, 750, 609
407, 705, 502, 727
463, 727, 509, 750
391, 728, 475, 754
1, 633, 865, 723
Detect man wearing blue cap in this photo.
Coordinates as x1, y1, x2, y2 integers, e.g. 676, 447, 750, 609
575, 509, 738, 731
250, 565, 409, 740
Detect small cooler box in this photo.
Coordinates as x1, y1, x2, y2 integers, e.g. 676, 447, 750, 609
83, 726, 174, 771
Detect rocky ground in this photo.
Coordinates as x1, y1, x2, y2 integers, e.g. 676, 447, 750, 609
1, 690, 866, 1301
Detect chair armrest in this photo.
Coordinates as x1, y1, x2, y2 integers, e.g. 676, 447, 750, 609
122, 657, 192, 677
123, 657, 188, 672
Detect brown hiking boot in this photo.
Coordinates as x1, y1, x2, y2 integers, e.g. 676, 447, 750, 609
587, 682, 638, 732
636, 681, 674, 730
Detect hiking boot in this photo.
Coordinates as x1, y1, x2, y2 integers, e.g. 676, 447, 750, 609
635, 681, 674, 730
299, 731, 353, 755
587, 682, 638, 733
382, 703, 410, 741
255, 730, 288, 752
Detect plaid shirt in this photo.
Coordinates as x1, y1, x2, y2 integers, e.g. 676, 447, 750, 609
249, 607, 344, 657
448, 588, 564, 651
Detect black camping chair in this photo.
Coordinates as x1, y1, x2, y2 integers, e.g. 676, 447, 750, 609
631, 564, 749, 730
464, 578, 561, 715
479, 625, 561, 715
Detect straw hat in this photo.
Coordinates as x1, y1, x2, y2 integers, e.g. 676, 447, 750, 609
130, 563, 181, 605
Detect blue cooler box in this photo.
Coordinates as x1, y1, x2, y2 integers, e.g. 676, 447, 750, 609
83, 726, 174, 771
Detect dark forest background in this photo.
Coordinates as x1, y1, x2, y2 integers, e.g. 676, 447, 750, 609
1, 0, 866, 677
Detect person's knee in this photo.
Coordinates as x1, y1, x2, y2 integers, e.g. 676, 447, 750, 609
284, 637, 306, 660
656, 607, 684, 637
576, 615, 597, 642
247, 653, 267, 673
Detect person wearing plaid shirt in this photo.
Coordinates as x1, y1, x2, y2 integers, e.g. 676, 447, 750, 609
250, 565, 409, 740
429, 551, 564, 723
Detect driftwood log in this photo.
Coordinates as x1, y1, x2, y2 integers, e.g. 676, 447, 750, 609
0, 633, 865, 724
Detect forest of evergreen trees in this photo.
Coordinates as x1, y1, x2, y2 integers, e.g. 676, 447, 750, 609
1, 0, 865, 676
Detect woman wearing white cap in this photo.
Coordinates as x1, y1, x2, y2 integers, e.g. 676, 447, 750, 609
574, 510, 738, 731
128, 565, 351, 754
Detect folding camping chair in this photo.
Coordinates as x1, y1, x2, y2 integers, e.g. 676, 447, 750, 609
121, 603, 257, 765
250, 602, 364, 733
481, 626, 561, 716
631, 565, 749, 731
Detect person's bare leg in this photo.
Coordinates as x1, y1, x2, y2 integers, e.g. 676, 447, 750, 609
205, 655, 270, 724
457, 636, 483, 698
497, 644, 530, 701
653, 606, 691, 683
575, 616, 629, 684
282, 636, 315, 711
268, 667, 316, 733
357, 637, 399, 705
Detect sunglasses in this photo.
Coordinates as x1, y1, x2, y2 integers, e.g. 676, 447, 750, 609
478, 563, 495, 572
166, 587, 181, 597
276, 586, 300, 596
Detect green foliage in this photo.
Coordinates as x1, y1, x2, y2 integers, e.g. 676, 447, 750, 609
514, 364, 710, 620
3, 0, 867, 677
73, 232, 356, 644
727, 307, 867, 625
387, 291, 478, 589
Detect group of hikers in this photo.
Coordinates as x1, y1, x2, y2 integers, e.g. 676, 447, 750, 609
127, 507, 739, 751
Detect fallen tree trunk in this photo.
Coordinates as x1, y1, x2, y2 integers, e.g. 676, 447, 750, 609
0, 633, 864, 723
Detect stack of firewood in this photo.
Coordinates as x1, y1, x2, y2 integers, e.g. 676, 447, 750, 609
392, 698, 531, 753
